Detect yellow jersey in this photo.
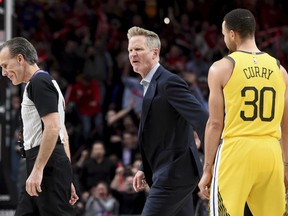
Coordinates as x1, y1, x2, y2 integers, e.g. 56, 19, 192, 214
222, 51, 285, 139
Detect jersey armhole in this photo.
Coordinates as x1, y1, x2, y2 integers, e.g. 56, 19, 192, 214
224, 56, 235, 68
276, 59, 280, 69
222, 56, 235, 88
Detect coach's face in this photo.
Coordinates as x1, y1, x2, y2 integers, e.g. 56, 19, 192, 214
128, 35, 158, 78
0, 47, 24, 85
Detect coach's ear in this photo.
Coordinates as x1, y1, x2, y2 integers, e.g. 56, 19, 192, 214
152, 48, 159, 60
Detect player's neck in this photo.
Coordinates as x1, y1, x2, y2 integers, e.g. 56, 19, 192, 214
237, 39, 260, 53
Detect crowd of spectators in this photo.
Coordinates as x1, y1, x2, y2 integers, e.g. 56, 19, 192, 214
7, 0, 288, 215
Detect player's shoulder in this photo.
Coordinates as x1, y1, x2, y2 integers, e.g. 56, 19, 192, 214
209, 57, 233, 74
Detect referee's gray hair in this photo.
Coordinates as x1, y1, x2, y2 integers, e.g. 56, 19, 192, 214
127, 26, 161, 52
0, 37, 38, 65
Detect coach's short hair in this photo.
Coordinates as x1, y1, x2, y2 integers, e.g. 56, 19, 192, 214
224, 8, 256, 39
127, 26, 161, 51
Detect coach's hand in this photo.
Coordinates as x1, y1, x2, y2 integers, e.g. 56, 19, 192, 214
26, 169, 43, 196
133, 170, 146, 192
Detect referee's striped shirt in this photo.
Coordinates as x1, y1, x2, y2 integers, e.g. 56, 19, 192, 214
21, 71, 65, 150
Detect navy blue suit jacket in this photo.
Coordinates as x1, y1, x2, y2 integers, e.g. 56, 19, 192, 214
139, 65, 208, 188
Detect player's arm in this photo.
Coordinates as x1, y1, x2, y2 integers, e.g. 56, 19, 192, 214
280, 65, 288, 191
203, 59, 228, 173
198, 57, 233, 199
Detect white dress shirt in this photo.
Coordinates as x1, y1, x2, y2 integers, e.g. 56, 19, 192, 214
140, 63, 160, 96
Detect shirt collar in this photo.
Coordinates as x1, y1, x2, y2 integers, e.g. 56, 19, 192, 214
140, 63, 160, 85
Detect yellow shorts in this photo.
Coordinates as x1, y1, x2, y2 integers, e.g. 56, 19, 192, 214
209, 137, 287, 216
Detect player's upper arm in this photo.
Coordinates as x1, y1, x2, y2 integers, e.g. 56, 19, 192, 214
207, 58, 233, 125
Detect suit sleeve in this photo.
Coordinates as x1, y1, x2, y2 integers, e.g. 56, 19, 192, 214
164, 75, 208, 145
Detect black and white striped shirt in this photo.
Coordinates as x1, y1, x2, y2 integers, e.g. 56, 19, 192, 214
21, 72, 65, 150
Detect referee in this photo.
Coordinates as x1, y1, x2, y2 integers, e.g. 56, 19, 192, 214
0, 37, 78, 215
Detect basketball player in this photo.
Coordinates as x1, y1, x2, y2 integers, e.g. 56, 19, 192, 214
198, 8, 288, 215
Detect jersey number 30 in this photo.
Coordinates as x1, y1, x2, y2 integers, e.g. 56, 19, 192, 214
240, 86, 275, 122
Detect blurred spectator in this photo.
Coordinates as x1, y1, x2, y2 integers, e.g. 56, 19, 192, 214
9, 95, 22, 190
279, 26, 288, 68
121, 72, 143, 116
197, 76, 209, 103
259, 0, 287, 29
105, 104, 135, 128
103, 103, 139, 156
121, 1, 147, 30
82, 42, 113, 106
57, 40, 84, 84
80, 141, 116, 192
169, 11, 195, 53
193, 22, 210, 58
84, 181, 119, 216
64, 101, 83, 156
16, 0, 43, 38
75, 149, 90, 171
185, 49, 210, 79
210, 34, 228, 62
65, 74, 103, 144
164, 44, 187, 74
118, 131, 140, 167
122, 114, 139, 134
110, 168, 146, 215
181, 71, 208, 112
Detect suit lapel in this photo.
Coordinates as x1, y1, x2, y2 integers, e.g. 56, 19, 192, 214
141, 80, 156, 129
139, 67, 162, 133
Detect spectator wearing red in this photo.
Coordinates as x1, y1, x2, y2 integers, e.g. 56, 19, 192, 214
65, 74, 102, 144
